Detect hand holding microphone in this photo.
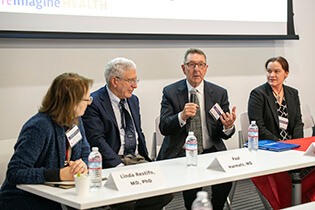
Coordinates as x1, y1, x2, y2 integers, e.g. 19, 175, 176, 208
180, 89, 199, 122
190, 90, 197, 119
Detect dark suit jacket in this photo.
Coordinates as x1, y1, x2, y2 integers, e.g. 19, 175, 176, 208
157, 79, 235, 160
82, 86, 150, 168
248, 82, 303, 141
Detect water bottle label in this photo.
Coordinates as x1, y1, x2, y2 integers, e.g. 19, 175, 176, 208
89, 161, 102, 169
186, 141, 197, 151
89, 158, 101, 162
248, 131, 258, 137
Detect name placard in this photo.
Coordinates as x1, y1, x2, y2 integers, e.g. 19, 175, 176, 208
105, 166, 165, 192
303, 142, 315, 156
207, 153, 255, 172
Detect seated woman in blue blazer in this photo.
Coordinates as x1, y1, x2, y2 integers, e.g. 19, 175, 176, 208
0, 73, 93, 209
248, 56, 303, 141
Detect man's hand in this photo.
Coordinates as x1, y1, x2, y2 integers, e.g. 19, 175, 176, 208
220, 106, 237, 129
180, 103, 199, 121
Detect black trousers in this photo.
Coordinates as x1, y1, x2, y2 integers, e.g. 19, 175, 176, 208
179, 147, 232, 210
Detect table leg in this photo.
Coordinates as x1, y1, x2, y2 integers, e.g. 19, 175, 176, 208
291, 179, 302, 205
289, 170, 302, 206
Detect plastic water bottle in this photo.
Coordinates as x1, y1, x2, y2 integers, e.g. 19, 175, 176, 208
88, 147, 102, 189
248, 121, 259, 152
186, 131, 197, 167
192, 191, 213, 210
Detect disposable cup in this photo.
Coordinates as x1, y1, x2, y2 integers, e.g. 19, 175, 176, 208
74, 174, 90, 196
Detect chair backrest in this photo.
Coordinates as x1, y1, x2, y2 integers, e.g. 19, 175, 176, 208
150, 116, 164, 160
239, 112, 250, 147
155, 116, 164, 147
0, 139, 16, 186
301, 104, 315, 130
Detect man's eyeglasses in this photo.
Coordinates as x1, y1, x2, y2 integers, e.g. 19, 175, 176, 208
184, 62, 207, 69
116, 77, 140, 85
82, 96, 93, 103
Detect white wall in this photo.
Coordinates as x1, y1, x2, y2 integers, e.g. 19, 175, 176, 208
0, 0, 314, 155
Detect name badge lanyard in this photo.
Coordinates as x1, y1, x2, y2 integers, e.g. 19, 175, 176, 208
65, 141, 72, 166
65, 124, 82, 166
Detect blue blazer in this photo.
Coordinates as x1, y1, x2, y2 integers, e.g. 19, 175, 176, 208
0, 112, 90, 209
82, 86, 150, 168
157, 79, 235, 160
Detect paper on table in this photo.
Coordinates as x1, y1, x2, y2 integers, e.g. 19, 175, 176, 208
44, 181, 75, 189
44, 177, 107, 189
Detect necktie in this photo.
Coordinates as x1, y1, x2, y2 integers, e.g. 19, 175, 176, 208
189, 89, 203, 154
119, 99, 136, 157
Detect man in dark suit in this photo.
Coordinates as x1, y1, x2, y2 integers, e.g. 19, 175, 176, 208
157, 48, 236, 210
83, 57, 172, 210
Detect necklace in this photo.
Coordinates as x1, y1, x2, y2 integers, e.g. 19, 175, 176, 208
272, 86, 283, 102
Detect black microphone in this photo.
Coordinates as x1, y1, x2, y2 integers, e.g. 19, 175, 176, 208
190, 89, 197, 103
190, 89, 197, 120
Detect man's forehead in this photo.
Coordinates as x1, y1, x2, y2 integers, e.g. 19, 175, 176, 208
122, 69, 137, 78
186, 53, 206, 61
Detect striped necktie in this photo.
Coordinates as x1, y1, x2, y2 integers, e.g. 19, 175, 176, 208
189, 89, 203, 154
119, 99, 136, 157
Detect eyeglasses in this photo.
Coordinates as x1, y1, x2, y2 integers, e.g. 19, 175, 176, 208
184, 62, 207, 69
116, 77, 140, 85
82, 96, 93, 103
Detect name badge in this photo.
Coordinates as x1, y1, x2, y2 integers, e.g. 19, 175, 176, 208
66, 125, 82, 148
209, 103, 224, 121
279, 116, 289, 130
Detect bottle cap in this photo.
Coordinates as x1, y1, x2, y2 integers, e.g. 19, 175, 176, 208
197, 191, 208, 199
188, 131, 194, 135
92, 147, 99, 151
251, 120, 256, 124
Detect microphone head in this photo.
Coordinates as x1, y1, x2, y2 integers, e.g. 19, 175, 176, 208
190, 89, 197, 103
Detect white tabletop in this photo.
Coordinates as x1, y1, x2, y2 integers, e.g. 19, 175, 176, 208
282, 201, 315, 210
18, 148, 315, 209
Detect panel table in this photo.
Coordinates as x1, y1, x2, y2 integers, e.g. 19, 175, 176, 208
18, 148, 315, 209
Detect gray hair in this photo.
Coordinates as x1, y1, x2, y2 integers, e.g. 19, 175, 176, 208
104, 57, 137, 86
183, 48, 207, 64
